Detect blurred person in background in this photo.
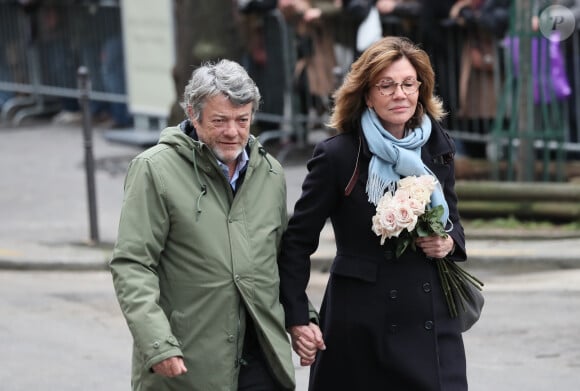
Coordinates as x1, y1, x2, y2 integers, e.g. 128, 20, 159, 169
278, 0, 342, 121
449, 0, 510, 157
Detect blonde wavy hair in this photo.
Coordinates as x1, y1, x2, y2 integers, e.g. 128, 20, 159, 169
328, 36, 446, 133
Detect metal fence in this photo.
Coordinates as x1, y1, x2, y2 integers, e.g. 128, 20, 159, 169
0, 0, 125, 124
391, 16, 580, 159
0, 1, 578, 160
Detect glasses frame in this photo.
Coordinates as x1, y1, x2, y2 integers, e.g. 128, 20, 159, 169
374, 79, 422, 97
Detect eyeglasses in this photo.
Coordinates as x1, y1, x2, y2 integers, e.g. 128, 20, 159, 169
375, 79, 422, 96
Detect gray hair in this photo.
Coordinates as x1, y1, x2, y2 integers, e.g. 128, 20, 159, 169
182, 59, 261, 122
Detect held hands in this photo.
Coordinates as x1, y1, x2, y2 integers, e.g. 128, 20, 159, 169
152, 356, 188, 377
289, 322, 326, 366
376, 0, 397, 14
415, 235, 455, 259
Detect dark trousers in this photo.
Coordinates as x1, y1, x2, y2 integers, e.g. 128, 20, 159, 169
237, 317, 285, 391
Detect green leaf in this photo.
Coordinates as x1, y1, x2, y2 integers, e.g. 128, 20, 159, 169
416, 224, 432, 237
430, 205, 444, 220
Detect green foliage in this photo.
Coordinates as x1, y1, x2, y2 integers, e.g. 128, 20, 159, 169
395, 205, 448, 258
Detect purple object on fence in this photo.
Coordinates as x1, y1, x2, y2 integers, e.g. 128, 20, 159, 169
504, 31, 572, 104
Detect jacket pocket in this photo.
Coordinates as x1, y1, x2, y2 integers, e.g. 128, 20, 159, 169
330, 254, 378, 283
169, 310, 188, 345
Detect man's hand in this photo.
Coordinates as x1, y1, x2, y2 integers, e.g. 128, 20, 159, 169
289, 322, 326, 366
152, 356, 188, 377
376, 0, 397, 14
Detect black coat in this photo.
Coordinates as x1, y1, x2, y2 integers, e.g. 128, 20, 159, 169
279, 120, 468, 391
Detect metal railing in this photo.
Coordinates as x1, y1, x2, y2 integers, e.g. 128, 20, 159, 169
0, 0, 125, 124
0, 2, 578, 166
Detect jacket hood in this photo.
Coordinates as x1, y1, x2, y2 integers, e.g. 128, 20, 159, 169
157, 120, 199, 160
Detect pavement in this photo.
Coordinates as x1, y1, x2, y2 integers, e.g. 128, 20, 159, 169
1, 120, 579, 272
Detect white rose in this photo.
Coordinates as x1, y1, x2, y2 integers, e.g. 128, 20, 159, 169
398, 175, 436, 205
393, 188, 411, 203
372, 193, 407, 244
397, 176, 419, 189
408, 197, 426, 216
394, 200, 418, 233
416, 174, 437, 193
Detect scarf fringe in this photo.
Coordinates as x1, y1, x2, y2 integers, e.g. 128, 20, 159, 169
366, 174, 395, 205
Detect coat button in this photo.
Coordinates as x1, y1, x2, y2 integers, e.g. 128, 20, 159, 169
153, 341, 160, 349
227, 335, 235, 343
389, 289, 398, 299
234, 274, 240, 282
424, 321, 434, 330
423, 282, 432, 293
389, 324, 398, 334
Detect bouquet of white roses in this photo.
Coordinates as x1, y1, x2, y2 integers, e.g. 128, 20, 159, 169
371, 175, 483, 319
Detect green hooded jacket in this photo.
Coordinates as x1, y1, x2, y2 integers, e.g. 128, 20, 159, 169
110, 125, 294, 390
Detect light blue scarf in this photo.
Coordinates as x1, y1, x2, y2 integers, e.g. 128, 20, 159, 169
361, 108, 449, 224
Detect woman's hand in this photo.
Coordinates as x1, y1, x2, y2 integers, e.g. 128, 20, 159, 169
289, 322, 326, 366
376, 0, 397, 15
415, 234, 455, 259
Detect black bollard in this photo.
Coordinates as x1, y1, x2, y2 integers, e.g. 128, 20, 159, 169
77, 66, 99, 244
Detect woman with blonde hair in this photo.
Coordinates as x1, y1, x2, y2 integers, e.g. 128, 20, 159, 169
279, 36, 469, 390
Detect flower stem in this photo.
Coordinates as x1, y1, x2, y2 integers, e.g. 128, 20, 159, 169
436, 258, 484, 318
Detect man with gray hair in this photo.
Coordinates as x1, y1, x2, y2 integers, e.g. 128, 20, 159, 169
110, 59, 295, 390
